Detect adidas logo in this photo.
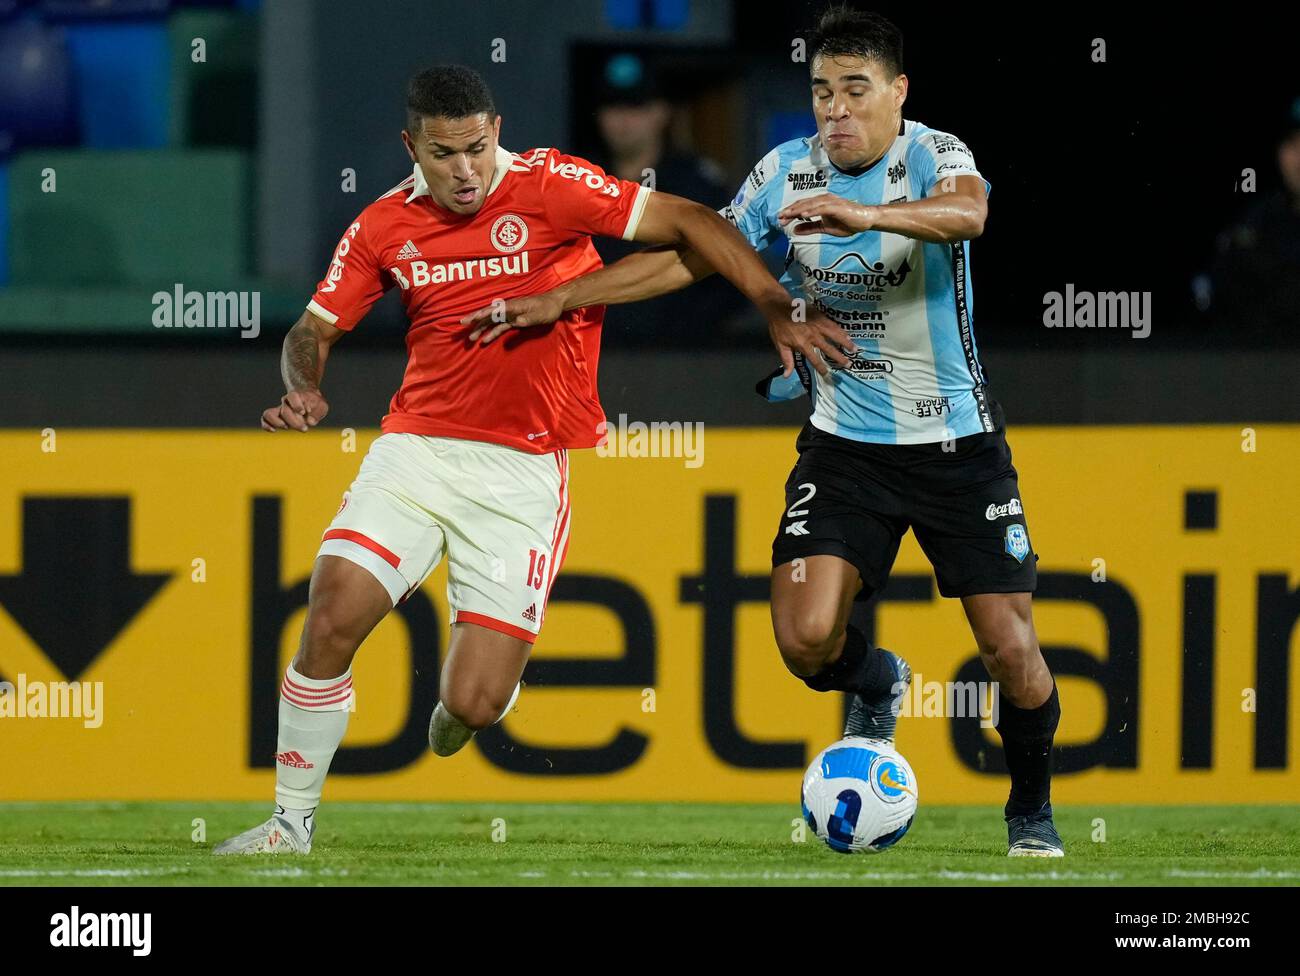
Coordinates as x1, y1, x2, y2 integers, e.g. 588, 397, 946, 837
274, 750, 314, 769
396, 239, 422, 260
521, 603, 537, 623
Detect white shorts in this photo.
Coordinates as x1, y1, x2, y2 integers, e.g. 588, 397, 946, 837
318, 432, 571, 643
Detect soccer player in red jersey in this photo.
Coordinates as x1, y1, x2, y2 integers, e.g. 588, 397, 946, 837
214, 65, 851, 854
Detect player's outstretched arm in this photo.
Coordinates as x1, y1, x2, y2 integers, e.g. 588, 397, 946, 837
463, 242, 706, 344
464, 193, 855, 376
615, 191, 858, 375
260, 310, 346, 432
777, 175, 987, 244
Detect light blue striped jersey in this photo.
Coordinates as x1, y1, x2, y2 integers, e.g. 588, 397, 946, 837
722, 120, 994, 444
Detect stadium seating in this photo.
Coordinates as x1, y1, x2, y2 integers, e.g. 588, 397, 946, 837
0, 18, 78, 156
0, 1, 300, 332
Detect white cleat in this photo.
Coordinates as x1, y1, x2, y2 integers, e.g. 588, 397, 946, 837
212, 814, 312, 855
429, 681, 520, 757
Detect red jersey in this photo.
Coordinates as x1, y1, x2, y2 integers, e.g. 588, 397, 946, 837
307, 146, 651, 453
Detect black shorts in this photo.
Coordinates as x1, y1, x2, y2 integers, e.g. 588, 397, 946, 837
771, 418, 1038, 599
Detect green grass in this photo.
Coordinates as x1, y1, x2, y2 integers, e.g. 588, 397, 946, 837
1, 803, 1297, 886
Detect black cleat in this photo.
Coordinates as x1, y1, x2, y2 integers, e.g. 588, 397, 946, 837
842, 649, 911, 744
1007, 803, 1065, 857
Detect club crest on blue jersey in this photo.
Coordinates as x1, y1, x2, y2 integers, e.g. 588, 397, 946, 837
1004, 523, 1030, 563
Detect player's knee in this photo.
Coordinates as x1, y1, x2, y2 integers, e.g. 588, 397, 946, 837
297, 602, 364, 677
774, 614, 842, 676
441, 685, 510, 731
977, 626, 1037, 692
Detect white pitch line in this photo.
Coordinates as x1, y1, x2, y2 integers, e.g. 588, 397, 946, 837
559, 868, 1124, 882
0, 867, 193, 878
1166, 869, 1300, 879
247, 867, 352, 878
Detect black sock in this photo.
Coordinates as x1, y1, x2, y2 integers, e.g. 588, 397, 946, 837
994, 681, 1060, 819
801, 624, 895, 697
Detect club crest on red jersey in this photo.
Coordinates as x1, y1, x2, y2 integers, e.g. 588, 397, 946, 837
491, 213, 529, 253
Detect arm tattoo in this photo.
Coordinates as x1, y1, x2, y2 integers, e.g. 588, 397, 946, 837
281, 322, 322, 392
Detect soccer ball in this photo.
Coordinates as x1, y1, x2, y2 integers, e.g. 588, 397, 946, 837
801, 737, 918, 854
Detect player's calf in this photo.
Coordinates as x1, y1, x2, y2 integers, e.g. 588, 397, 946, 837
963, 592, 1062, 844
438, 680, 519, 731
429, 681, 520, 757
429, 622, 532, 756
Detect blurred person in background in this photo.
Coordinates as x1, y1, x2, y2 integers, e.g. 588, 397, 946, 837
1205, 97, 1300, 340
590, 53, 748, 347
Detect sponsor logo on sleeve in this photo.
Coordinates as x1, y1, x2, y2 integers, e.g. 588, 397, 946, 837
320, 221, 362, 294
930, 134, 971, 156
929, 134, 976, 174
547, 155, 622, 197
735, 152, 780, 207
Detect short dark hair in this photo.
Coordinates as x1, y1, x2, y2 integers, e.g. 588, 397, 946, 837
406, 65, 496, 132
807, 6, 903, 78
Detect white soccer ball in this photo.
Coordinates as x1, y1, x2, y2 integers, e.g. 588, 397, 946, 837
801, 737, 918, 854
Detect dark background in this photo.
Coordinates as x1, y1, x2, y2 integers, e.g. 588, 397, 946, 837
0, 0, 1296, 428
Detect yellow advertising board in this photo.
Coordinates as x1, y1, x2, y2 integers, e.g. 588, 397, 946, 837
0, 427, 1296, 803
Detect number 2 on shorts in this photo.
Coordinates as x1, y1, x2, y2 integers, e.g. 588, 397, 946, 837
788, 482, 816, 518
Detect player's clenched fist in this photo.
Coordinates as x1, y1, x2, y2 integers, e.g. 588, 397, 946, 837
261, 388, 330, 432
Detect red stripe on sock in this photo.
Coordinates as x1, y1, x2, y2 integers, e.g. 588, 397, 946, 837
280, 684, 353, 709
283, 673, 352, 695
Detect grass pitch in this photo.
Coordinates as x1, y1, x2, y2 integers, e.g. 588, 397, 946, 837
0, 802, 1296, 886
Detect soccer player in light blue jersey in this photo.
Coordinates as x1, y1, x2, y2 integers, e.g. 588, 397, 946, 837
463, 7, 1063, 856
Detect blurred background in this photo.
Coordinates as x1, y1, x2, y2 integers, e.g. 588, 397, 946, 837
1, 0, 1297, 427
0, 0, 1297, 804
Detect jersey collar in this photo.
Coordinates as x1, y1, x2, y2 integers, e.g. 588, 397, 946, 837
405, 146, 515, 204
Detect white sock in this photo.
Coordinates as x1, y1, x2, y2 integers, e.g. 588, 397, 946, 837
275, 803, 315, 840
274, 664, 353, 824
